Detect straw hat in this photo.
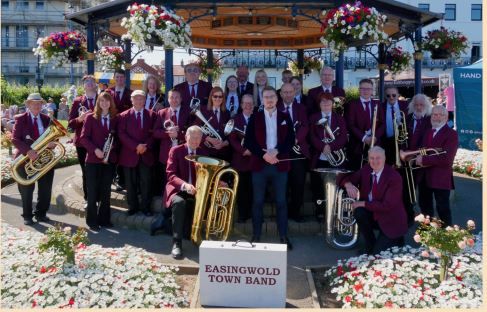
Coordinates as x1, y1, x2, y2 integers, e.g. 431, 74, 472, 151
131, 90, 146, 97
24, 93, 46, 105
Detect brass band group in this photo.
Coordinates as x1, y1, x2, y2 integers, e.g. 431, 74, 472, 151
11, 62, 458, 260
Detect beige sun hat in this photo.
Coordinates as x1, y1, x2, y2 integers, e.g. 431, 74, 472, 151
131, 90, 146, 97
24, 93, 46, 105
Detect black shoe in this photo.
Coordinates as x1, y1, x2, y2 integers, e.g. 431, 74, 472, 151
280, 237, 293, 251
127, 210, 136, 216
251, 236, 260, 243
35, 215, 51, 223
144, 211, 154, 217
89, 224, 101, 231
24, 219, 34, 226
171, 241, 183, 259
101, 222, 114, 228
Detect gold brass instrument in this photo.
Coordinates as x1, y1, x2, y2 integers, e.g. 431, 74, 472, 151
315, 168, 359, 249
316, 117, 346, 167
102, 132, 114, 164
189, 97, 223, 148
186, 155, 239, 245
361, 104, 378, 168
393, 111, 408, 168
11, 118, 68, 185
163, 119, 179, 145
224, 119, 246, 146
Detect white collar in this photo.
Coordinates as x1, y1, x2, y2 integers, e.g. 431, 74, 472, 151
360, 97, 371, 103
265, 108, 277, 117
29, 112, 40, 119
372, 168, 384, 182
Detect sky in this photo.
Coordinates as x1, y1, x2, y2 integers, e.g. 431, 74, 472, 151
134, 47, 197, 66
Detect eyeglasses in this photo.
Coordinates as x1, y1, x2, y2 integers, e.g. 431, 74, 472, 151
386, 94, 397, 98
186, 68, 200, 74
359, 87, 373, 91
212, 95, 223, 99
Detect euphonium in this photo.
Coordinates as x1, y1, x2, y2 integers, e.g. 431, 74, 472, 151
316, 117, 346, 167
102, 132, 114, 164
189, 97, 223, 148
186, 155, 239, 245
224, 119, 246, 146
11, 118, 68, 185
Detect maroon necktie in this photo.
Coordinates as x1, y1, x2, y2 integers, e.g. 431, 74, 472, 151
103, 117, 109, 131
32, 117, 40, 140
136, 111, 142, 129
190, 84, 196, 98
171, 109, 178, 124
116, 91, 121, 102
426, 128, 437, 146
150, 97, 154, 109
88, 98, 94, 110
364, 101, 371, 129
371, 173, 378, 200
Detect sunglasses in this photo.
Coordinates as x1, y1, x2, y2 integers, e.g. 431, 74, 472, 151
386, 94, 397, 98
186, 68, 200, 73
212, 95, 223, 99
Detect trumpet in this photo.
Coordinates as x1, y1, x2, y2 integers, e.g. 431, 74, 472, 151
291, 120, 302, 155
316, 117, 346, 167
164, 119, 179, 145
224, 119, 246, 146
190, 97, 223, 148
78, 105, 89, 115
102, 132, 114, 164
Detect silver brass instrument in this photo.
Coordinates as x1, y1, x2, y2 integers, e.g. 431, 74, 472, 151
163, 119, 179, 145
186, 155, 239, 245
291, 120, 302, 155
11, 118, 68, 185
102, 132, 114, 164
189, 97, 223, 148
224, 119, 246, 146
316, 117, 346, 167
78, 105, 89, 115
315, 168, 359, 249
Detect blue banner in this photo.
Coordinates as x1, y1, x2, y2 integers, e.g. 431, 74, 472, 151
453, 60, 483, 150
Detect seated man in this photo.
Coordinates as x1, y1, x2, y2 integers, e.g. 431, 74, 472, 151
164, 125, 207, 259
340, 146, 407, 255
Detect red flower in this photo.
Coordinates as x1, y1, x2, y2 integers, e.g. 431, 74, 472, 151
69, 298, 75, 306
336, 265, 344, 276
417, 278, 424, 286
374, 270, 382, 277
384, 301, 393, 308
32, 300, 37, 307
39, 266, 47, 273
345, 295, 352, 303
346, 16, 354, 23
353, 283, 363, 292
456, 276, 463, 281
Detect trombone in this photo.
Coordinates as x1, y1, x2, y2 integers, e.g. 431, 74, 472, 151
393, 110, 408, 168
361, 104, 378, 168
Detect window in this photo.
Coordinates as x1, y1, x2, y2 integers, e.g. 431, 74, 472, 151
418, 4, 430, 11
35, 0, 44, 10
3, 26, 10, 47
444, 4, 456, 21
19, 65, 30, 73
471, 45, 481, 63
15, 0, 28, 10
16, 25, 28, 48
472, 4, 482, 21
1, 1, 9, 8
35, 26, 45, 38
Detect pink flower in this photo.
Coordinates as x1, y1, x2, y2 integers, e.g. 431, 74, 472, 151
467, 238, 475, 247
413, 234, 421, 243
421, 250, 430, 257
457, 241, 466, 249
414, 214, 425, 222
345, 295, 352, 303
424, 218, 430, 225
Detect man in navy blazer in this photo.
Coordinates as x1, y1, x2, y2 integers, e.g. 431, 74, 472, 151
306, 67, 345, 115
118, 90, 156, 217
341, 146, 407, 254
12, 93, 56, 225
174, 63, 212, 108
244, 86, 295, 250
236, 65, 254, 100
414, 105, 458, 226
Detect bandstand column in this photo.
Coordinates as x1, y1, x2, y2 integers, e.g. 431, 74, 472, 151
297, 49, 304, 82
378, 43, 386, 102
335, 51, 344, 89
123, 39, 131, 89
165, 48, 174, 94
414, 27, 423, 94
207, 48, 213, 85
86, 20, 95, 75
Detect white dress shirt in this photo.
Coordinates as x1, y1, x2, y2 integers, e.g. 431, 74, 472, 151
145, 94, 158, 110
29, 112, 44, 135
264, 109, 278, 151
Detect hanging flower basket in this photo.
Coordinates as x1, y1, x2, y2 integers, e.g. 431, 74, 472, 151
385, 47, 412, 74
320, 1, 389, 57
422, 27, 468, 59
121, 3, 192, 50
96, 46, 125, 71
196, 55, 223, 81
33, 31, 87, 68
288, 56, 323, 76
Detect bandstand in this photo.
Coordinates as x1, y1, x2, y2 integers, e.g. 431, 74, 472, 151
66, 0, 441, 101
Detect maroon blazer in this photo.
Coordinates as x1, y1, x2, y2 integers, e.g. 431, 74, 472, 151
344, 99, 385, 155
11, 112, 51, 159
306, 85, 345, 115
164, 143, 208, 208
277, 100, 310, 158
79, 113, 118, 164
117, 108, 156, 167
145, 93, 165, 112
174, 80, 212, 108
309, 112, 348, 168
406, 114, 431, 150
68, 95, 96, 147
244, 110, 295, 172
228, 113, 252, 172
421, 125, 458, 190
153, 105, 191, 164
108, 87, 133, 113
340, 164, 408, 239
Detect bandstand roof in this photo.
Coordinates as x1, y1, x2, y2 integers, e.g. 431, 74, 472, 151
67, 0, 442, 50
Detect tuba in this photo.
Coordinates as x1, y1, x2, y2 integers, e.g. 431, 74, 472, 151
224, 119, 246, 146
189, 97, 223, 148
315, 168, 359, 249
316, 117, 346, 167
11, 118, 68, 185
187, 155, 239, 245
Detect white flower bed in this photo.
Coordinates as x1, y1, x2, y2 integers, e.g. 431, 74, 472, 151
453, 148, 482, 179
324, 242, 482, 308
1, 223, 189, 308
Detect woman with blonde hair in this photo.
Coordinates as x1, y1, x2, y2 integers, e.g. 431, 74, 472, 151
143, 75, 165, 112
253, 69, 269, 111
79, 91, 119, 231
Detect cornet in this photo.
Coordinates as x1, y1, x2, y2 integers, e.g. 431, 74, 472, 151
316, 117, 346, 167
190, 97, 223, 148
291, 120, 302, 155
164, 119, 179, 145
102, 132, 114, 164
78, 105, 89, 115
224, 119, 246, 146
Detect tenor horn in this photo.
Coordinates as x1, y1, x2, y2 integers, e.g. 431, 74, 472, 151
189, 97, 223, 147
11, 118, 68, 185
187, 155, 239, 245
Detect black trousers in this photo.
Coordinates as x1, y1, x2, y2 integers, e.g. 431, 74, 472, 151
152, 161, 166, 197
418, 180, 452, 226
354, 207, 404, 254
382, 136, 397, 166
85, 163, 115, 227
17, 167, 54, 221
115, 165, 125, 188
124, 162, 152, 214
171, 192, 195, 241
75, 146, 87, 200
397, 167, 416, 225
236, 170, 253, 220
287, 155, 307, 220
